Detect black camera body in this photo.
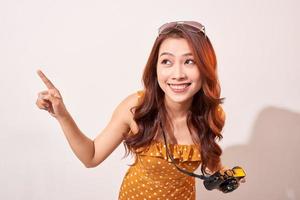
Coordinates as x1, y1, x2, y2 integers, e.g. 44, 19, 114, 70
203, 166, 246, 193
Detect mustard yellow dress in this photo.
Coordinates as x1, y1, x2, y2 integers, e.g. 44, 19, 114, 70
119, 141, 201, 200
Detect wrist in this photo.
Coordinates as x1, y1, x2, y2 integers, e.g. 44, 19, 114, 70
56, 110, 72, 122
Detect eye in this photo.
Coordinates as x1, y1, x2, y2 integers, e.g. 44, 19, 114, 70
185, 59, 195, 65
161, 59, 172, 65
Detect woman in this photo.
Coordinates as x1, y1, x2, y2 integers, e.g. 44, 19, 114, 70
36, 21, 245, 200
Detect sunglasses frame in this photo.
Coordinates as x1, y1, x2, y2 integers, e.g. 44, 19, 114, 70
158, 21, 206, 38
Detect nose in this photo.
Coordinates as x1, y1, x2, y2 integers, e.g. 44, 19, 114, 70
171, 64, 187, 80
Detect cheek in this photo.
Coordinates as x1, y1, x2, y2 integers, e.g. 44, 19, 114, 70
192, 72, 201, 82
156, 68, 170, 92
189, 70, 202, 87
191, 66, 201, 77
157, 67, 170, 83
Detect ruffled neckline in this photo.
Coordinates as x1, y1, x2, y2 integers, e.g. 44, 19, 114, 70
137, 141, 201, 162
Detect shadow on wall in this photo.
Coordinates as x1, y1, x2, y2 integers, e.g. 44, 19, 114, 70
197, 106, 300, 200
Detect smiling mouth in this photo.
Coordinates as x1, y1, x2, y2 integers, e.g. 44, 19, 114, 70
167, 83, 191, 90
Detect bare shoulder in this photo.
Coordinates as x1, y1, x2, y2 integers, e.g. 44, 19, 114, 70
112, 91, 141, 132
114, 92, 140, 115
90, 91, 142, 167
120, 92, 140, 108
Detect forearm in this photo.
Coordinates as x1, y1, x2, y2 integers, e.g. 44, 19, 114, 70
57, 112, 95, 167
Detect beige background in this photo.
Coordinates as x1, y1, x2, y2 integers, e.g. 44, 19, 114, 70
0, 0, 299, 199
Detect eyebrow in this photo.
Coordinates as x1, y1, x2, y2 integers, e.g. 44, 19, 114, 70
159, 52, 193, 57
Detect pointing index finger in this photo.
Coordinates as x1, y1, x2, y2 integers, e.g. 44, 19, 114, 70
37, 70, 56, 89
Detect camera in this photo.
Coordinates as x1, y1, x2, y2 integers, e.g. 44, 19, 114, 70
203, 166, 246, 193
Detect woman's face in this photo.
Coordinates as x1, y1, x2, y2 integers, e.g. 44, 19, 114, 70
156, 37, 202, 105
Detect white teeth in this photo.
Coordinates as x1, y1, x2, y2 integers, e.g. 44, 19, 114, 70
169, 83, 190, 90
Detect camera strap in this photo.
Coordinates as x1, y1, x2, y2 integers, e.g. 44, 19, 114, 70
159, 121, 208, 180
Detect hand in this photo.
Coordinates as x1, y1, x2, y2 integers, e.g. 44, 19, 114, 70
35, 70, 69, 119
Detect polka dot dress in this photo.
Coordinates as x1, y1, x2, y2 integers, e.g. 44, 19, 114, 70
118, 141, 201, 200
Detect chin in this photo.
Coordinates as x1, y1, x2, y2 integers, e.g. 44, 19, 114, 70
164, 91, 194, 104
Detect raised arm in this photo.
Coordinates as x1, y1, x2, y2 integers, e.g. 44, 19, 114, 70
36, 69, 139, 168
88, 93, 139, 167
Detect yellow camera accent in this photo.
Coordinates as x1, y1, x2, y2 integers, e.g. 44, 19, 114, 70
232, 167, 246, 178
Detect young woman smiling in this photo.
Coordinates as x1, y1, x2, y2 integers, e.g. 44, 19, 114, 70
36, 21, 245, 200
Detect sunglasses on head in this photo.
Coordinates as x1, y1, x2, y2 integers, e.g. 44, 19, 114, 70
158, 21, 206, 38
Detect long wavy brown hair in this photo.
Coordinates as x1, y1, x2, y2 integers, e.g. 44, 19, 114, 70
124, 24, 225, 174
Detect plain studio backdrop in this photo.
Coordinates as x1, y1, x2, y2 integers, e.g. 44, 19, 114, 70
0, 0, 299, 199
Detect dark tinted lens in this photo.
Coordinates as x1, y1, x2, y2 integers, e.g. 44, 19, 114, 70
158, 22, 177, 34
185, 21, 204, 30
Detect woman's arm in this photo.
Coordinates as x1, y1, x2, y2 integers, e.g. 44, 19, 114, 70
36, 70, 138, 168
88, 93, 138, 167
56, 112, 95, 167
53, 93, 137, 168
